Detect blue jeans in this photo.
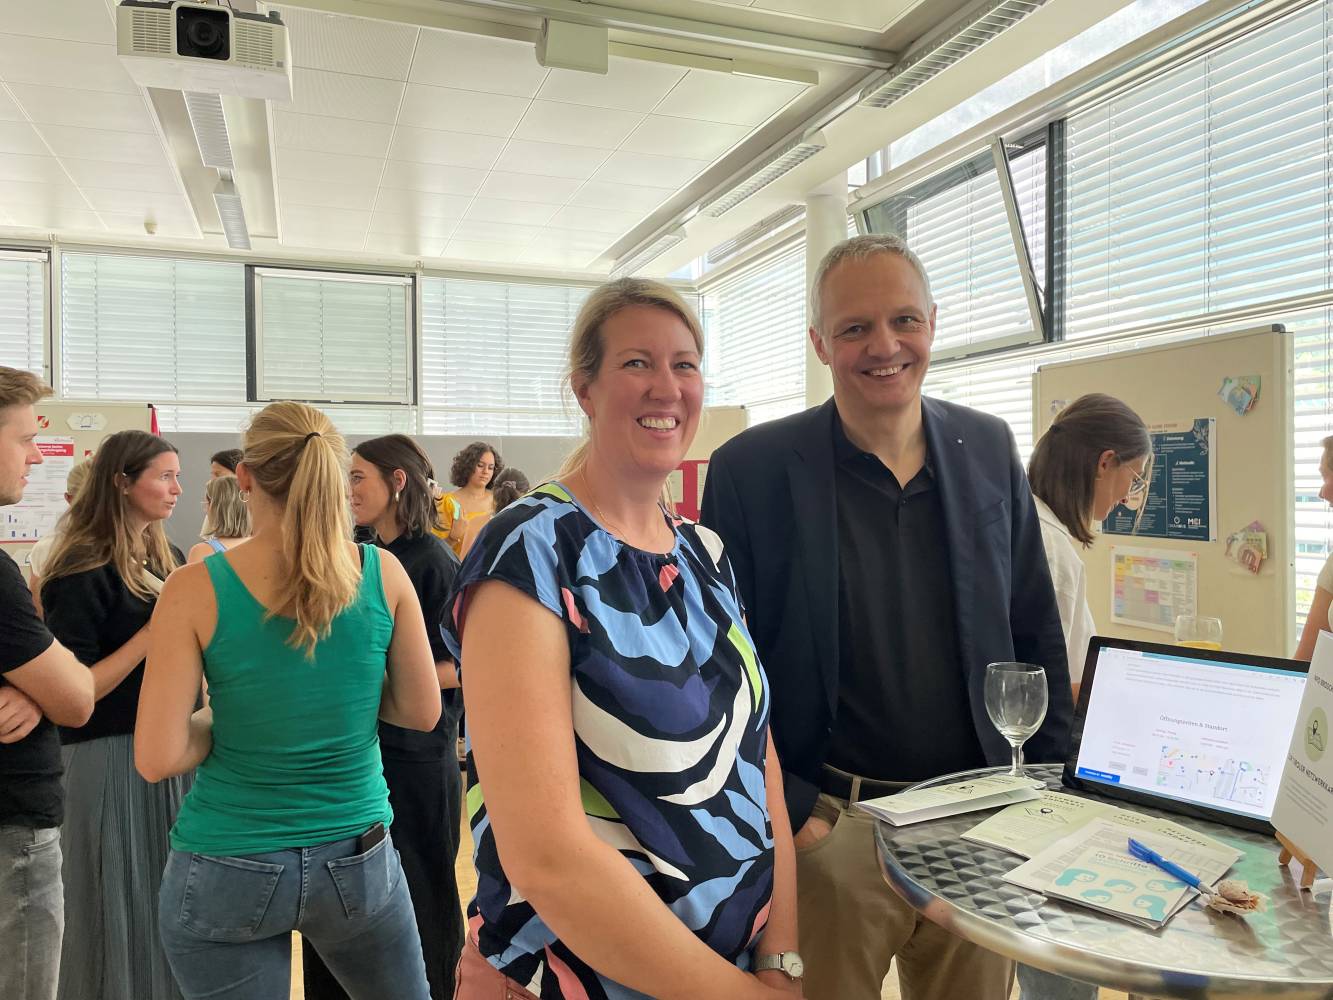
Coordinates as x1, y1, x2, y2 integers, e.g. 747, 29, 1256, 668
0, 825, 63, 1000
158, 833, 430, 1000
1017, 963, 1099, 1000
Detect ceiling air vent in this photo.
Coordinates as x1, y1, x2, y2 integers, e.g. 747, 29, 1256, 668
130, 7, 172, 55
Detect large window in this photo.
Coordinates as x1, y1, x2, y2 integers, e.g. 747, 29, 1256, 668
255, 269, 412, 405
0, 250, 45, 378
60, 252, 246, 411
419, 276, 589, 436
701, 242, 807, 425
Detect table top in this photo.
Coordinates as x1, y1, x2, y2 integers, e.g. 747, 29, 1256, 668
874, 765, 1333, 999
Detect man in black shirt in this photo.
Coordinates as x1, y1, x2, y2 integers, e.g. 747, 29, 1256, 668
702, 237, 1069, 1000
0, 366, 95, 1000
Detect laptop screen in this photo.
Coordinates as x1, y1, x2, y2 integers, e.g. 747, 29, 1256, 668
1071, 640, 1307, 823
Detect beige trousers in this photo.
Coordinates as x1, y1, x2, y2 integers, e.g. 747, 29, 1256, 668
796, 794, 1014, 1000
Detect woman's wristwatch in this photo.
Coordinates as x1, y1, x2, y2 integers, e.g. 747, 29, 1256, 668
754, 952, 805, 981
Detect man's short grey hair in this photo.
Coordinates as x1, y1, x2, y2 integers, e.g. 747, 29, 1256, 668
809, 234, 934, 335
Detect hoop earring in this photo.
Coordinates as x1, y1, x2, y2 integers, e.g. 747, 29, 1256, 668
393, 490, 401, 503
240, 490, 250, 503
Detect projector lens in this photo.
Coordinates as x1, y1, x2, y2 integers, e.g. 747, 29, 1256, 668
177, 7, 230, 62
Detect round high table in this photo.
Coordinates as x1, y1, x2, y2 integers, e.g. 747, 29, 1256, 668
873, 764, 1333, 999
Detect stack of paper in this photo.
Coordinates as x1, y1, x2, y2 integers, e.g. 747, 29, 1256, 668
1003, 818, 1242, 929
856, 774, 1041, 826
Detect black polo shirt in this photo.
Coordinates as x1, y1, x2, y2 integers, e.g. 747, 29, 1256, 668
378, 530, 462, 761
827, 413, 987, 782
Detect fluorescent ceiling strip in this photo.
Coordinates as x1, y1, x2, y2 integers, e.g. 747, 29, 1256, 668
707, 204, 805, 266
700, 132, 827, 219
184, 90, 235, 170
611, 226, 687, 278
860, 0, 1050, 110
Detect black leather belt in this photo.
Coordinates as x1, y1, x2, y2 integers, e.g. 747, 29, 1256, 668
819, 765, 910, 803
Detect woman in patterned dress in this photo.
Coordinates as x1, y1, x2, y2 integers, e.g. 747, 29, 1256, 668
444, 279, 800, 1000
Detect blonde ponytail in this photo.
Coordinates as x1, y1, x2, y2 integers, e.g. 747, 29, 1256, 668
242, 402, 359, 655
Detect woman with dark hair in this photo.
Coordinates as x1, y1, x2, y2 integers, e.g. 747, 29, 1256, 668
209, 448, 242, 479
433, 441, 502, 557
41, 429, 186, 1000
459, 467, 529, 558
1020, 392, 1149, 1000
300, 434, 464, 1000
136, 404, 439, 1000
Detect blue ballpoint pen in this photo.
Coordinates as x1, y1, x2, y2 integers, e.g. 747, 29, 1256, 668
1126, 838, 1219, 898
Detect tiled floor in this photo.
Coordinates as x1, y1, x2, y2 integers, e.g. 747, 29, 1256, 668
289, 814, 1128, 1000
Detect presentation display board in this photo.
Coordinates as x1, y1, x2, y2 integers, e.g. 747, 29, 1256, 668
1032, 327, 1293, 657
3, 400, 154, 578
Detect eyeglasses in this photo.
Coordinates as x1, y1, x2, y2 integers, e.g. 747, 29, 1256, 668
1126, 465, 1151, 498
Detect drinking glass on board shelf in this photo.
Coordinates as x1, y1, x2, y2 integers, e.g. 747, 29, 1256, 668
1175, 615, 1223, 650
984, 662, 1049, 778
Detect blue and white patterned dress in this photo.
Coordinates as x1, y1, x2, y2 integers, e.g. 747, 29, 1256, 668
442, 481, 774, 1000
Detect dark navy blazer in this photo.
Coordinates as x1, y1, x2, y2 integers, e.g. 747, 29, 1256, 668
701, 396, 1072, 830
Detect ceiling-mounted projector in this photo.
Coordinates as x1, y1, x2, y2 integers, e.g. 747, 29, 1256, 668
117, 1, 292, 102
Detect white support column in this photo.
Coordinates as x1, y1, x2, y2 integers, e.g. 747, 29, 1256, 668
804, 173, 847, 408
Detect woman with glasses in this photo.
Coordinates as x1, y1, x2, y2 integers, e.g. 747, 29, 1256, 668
1020, 392, 1150, 1000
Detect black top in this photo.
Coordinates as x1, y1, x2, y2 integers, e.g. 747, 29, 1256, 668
377, 530, 461, 760
42, 548, 182, 745
0, 551, 62, 828
827, 414, 987, 782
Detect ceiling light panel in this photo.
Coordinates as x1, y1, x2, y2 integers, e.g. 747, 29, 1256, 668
699, 131, 826, 217
611, 226, 686, 278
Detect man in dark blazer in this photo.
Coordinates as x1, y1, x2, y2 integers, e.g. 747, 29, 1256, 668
701, 234, 1071, 1000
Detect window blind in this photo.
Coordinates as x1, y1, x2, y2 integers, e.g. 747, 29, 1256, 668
419, 276, 588, 436
1065, 5, 1330, 338
701, 242, 806, 425
256, 269, 412, 404
0, 250, 45, 378
60, 253, 246, 411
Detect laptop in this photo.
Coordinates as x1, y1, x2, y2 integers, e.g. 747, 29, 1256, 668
1062, 636, 1309, 833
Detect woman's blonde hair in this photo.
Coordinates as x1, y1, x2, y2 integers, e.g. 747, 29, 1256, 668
242, 401, 358, 655
64, 458, 92, 500
43, 431, 181, 602
557, 278, 705, 480
202, 474, 251, 540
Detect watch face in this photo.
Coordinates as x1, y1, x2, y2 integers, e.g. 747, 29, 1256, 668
787, 956, 805, 978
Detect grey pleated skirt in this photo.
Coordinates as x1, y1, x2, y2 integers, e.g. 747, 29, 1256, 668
57, 733, 192, 1000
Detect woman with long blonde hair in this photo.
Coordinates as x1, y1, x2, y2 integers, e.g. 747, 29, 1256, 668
40, 429, 186, 1000
444, 279, 799, 1000
135, 401, 440, 1000
186, 474, 250, 564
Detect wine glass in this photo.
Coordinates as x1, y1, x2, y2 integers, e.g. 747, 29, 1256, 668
985, 662, 1049, 778
1174, 615, 1223, 650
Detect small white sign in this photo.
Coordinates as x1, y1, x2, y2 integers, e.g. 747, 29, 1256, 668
1272, 631, 1333, 876
66, 411, 107, 431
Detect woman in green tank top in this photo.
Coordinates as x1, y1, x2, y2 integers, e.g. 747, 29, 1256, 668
135, 402, 442, 1000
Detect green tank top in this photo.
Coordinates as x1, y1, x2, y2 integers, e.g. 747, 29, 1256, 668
170, 545, 394, 855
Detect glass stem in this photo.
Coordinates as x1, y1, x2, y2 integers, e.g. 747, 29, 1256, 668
1010, 744, 1024, 777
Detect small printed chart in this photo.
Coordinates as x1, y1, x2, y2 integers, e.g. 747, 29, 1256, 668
1110, 546, 1198, 633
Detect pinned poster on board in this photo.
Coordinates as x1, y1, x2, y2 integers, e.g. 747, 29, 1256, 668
1109, 546, 1198, 633
1103, 418, 1216, 542
2, 436, 74, 543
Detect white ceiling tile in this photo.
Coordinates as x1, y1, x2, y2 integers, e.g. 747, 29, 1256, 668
655, 71, 805, 126
592, 150, 708, 188
568, 180, 672, 213
364, 232, 448, 257
0, 37, 137, 94
750, 0, 912, 30
0, 122, 49, 157
518, 245, 603, 268
272, 6, 418, 80
274, 112, 394, 159
60, 158, 181, 193
514, 101, 642, 149
289, 68, 405, 123
492, 139, 610, 180
450, 220, 545, 245
0, 88, 25, 122
443, 240, 523, 264
8, 84, 155, 132
281, 228, 369, 252
477, 170, 582, 204
0, 179, 92, 211
279, 177, 378, 212
380, 159, 486, 197
536, 57, 686, 113
410, 30, 548, 98
77, 187, 191, 215
388, 126, 505, 171
280, 203, 371, 233
463, 197, 560, 227
369, 212, 461, 238
547, 205, 642, 235
397, 84, 529, 137
98, 211, 200, 237
0, 154, 63, 185
3, 205, 104, 231
526, 228, 614, 253
279, 148, 384, 187
371, 187, 472, 220
4, 0, 116, 44
35, 124, 169, 165
621, 116, 748, 161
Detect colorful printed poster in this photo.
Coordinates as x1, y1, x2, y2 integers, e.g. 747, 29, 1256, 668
1103, 418, 1216, 541
1110, 546, 1197, 633
1, 436, 74, 543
